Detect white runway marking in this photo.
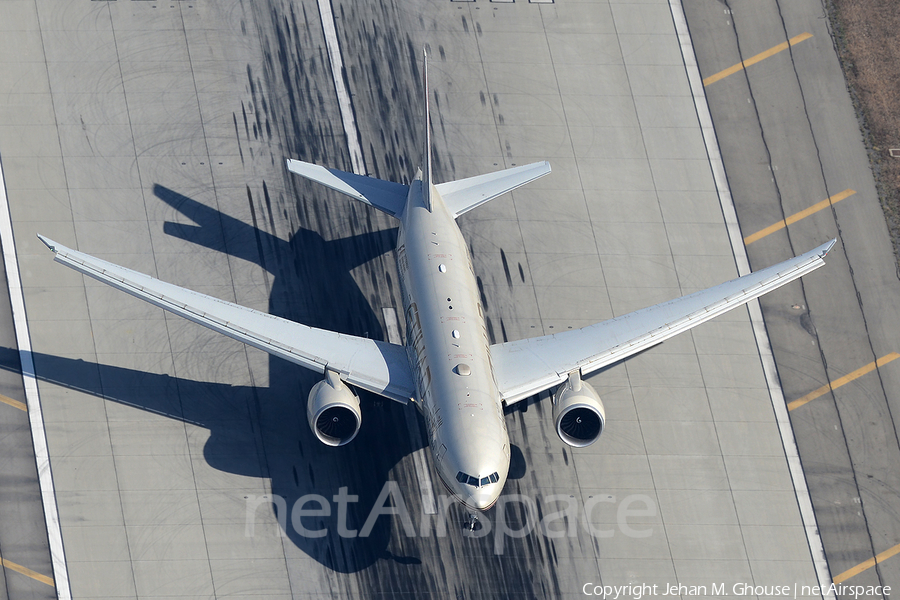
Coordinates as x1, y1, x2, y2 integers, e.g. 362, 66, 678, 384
318, 0, 435, 513
316, 0, 366, 175
0, 158, 71, 597
384, 307, 437, 515
382, 307, 403, 348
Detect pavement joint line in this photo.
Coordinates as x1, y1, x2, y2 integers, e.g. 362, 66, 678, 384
0, 555, 54, 587
0, 393, 26, 411
0, 155, 71, 596
316, 0, 366, 175
744, 189, 855, 245
833, 541, 900, 583
788, 352, 900, 411
703, 32, 813, 86
668, 1, 835, 595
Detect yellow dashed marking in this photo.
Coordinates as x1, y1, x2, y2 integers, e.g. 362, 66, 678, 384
0, 555, 54, 587
788, 352, 900, 411
0, 393, 26, 412
833, 541, 900, 583
703, 32, 813, 86
744, 189, 855, 245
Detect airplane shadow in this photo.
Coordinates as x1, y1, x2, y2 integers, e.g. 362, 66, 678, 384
20, 185, 430, 573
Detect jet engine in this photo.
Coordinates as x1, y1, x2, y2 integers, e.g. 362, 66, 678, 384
307, 370, 361, 447
552, 371, 606, 448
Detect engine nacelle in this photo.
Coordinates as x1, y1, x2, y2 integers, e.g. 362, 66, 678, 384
307, 370, 361, 447
552, 371, 606, 447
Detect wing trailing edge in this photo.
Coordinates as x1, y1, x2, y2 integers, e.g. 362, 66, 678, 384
491, 239, 836, 405
38, 235, 415, 404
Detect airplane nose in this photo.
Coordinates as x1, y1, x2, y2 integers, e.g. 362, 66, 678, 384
469, 487, 500, 510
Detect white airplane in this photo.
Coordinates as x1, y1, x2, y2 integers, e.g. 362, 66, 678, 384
38, 55, 834, 526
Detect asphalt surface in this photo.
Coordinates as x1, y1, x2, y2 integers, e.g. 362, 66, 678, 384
683, 0, 900, 595
0, 0, 895, 598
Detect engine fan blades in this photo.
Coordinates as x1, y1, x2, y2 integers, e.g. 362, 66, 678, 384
559, 407, 602, 442
316, 406, 359, 441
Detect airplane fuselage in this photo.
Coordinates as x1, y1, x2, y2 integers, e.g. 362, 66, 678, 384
396, 176, 510, 511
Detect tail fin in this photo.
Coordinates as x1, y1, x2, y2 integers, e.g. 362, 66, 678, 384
419, 49, 551, 218
423, 48, 433, 212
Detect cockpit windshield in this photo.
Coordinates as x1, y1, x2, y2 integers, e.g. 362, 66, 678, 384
456, 471, 500, 488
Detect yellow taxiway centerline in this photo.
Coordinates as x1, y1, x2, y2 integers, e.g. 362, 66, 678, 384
703, 32, 814, 86
744, 189, 855, 245
788, 352, 900, 411
0, 555, 54, 587
833, 541, 900, 583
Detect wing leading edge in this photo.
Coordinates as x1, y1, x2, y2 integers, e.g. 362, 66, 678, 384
491, 240, 836, 405
37, 235, 415, 404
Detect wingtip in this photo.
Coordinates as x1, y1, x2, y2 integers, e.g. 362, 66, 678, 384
36, 234, 57, 253
820, 238, 837, 258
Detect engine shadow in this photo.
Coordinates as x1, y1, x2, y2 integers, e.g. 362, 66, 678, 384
9, 347, 427, 572
156, 185, 429, 571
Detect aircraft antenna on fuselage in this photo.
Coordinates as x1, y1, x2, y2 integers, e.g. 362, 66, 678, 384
423, 47, 433, 212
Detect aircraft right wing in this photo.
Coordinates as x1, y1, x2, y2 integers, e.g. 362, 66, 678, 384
38, 235, 416, 404
490, 240, 836, 405
435, 161, 552, 218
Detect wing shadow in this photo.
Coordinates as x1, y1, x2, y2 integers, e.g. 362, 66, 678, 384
26, 185, 428, 572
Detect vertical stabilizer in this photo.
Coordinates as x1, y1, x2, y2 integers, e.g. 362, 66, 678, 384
423, 49, 433, 212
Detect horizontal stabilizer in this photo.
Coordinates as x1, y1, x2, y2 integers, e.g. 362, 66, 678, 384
37, 235, 415, 404
491, 239, 836, 405
287, 159, 409, 218
435, 161, 551, 218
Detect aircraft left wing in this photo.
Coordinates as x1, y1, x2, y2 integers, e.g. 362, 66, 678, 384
37, 236, 415, 404
491, 240, 836, 405
286, 159, 409, 218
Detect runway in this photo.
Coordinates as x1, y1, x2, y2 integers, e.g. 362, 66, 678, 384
0, 0, 892, 597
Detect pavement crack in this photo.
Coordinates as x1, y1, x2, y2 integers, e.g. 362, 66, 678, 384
773, 0, 900, 590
